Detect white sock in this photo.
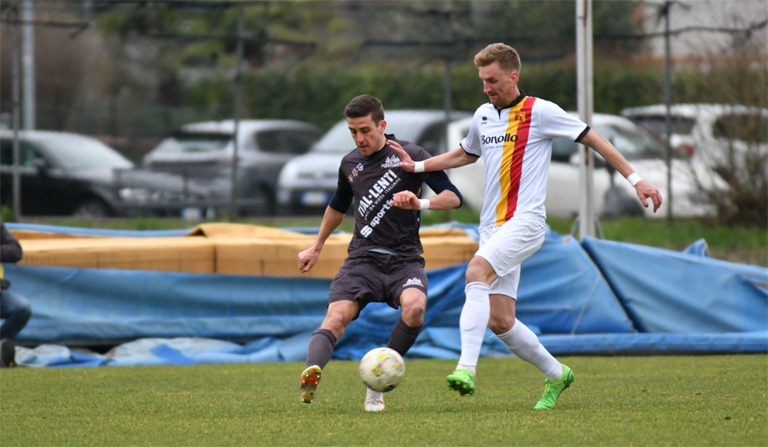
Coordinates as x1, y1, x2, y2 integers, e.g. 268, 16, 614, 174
497, 319, 562, 380
455, 282, 491, 376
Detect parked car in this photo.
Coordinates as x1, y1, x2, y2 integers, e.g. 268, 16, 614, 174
143, 119, 323, 216
0, 130, 205, 217
444, 113, 726, 219
276, 110, 471, 215
620, 103, 768, 178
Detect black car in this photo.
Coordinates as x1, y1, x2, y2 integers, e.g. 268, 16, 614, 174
0, 130, 207, 217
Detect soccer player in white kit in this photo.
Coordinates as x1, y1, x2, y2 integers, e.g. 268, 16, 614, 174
390, 43, 662, 409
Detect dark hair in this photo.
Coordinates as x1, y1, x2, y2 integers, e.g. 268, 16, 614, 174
345, 95, 385, 124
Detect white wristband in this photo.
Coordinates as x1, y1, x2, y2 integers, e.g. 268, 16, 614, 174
413, 161, 425, 173
627, 172, 642, 187
418, 199, 430, 210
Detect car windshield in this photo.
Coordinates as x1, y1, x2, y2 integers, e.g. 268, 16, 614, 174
311, 116, 430, 154
551, 120, 664, 162
594, 122, 664, 158
36, 136, 134, 170
630, 116, 696, 138
152, 132, 232, 154
713, 113, 768, 143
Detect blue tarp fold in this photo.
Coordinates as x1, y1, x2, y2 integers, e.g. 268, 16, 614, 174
581, 236, 768, 334
3, 224, 766, 367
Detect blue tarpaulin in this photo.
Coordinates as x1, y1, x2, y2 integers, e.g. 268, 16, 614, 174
581, 236, 768, 334
3, 224, 766, 367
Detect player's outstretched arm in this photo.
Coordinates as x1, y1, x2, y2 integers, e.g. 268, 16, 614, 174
389, 190, 460, 211
388, 140, 474, 173
298, 206, 345, 273
580, 129, 663, 212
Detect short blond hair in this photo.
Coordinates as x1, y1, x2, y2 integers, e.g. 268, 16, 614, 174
474, 43, 521, 74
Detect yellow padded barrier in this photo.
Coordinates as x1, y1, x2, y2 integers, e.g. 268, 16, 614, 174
18, 237, 216, 273
13, 224, 478, 277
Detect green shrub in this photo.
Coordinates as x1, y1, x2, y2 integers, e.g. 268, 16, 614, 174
181, 59, 670, 130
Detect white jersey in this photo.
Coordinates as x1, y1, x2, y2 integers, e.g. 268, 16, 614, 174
461, 95, 589, 229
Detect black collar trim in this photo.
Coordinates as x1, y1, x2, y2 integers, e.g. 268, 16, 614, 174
495, 91, 527, 112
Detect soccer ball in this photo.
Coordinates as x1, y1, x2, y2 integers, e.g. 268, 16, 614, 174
359, 347, 405, 393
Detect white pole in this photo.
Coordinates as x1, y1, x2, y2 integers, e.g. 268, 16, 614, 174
663, 1, 674, 222
229, 7, 244, 220
84, 0, 94, 133
12, 5, 23, 217
22, 0, 35, 130
576, 0, 595, 239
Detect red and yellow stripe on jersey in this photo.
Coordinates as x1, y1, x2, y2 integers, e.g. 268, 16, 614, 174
494, 96, 535, 226
460, 94, 588, 230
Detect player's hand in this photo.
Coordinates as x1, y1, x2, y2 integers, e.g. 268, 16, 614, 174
388, 140, 415, 172
389, 191, 420, 210
635, 180, 663, 213
297, 247, 320, 273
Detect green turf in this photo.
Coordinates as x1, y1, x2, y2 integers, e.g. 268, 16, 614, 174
2, 356, 766, 446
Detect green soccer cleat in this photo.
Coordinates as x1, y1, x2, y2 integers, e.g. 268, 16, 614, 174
300, 365, 322, 404
534, 364, 574, 410
446, 369, 475, 396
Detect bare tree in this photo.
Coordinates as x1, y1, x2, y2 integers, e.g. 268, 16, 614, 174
677, 37, 767, 227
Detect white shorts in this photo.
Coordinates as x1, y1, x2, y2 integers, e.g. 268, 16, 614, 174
476, 214, 546, 299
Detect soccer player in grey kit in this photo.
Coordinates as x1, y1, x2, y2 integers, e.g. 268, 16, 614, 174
297, 94, 462, 411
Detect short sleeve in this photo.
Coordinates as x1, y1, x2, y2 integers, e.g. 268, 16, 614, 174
460, 115, 483, 157
537, 100, 589, 141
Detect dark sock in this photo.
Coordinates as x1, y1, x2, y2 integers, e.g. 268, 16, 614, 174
306, 329, 337, 370
386, 317, 423, 357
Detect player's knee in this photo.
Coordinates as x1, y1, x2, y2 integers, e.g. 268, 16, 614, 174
400, 292, 426, 325
489, 314, 515, 334
8, 299, 32, 324
465, 257, 495, 285
323, 310, 352, 334
401, 305, 425, 326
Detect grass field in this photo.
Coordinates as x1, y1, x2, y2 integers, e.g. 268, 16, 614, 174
2, 355, 766, 446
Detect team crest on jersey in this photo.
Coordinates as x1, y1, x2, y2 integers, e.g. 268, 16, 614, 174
348, 163, 365, 183
514, 112, 526, 121
381, 155, 401, 168
404, 277, 424, 287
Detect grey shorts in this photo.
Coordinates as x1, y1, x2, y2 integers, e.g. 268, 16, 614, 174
329, 253, 428, 315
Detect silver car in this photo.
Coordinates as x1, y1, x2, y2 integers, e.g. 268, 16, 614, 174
143, 119, 322, 216
444, 113, 727, 219
621, 104, 768, 187
276, 110, 471, 215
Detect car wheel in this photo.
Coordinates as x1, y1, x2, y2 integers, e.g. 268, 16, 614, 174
73, 198, 112, 218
